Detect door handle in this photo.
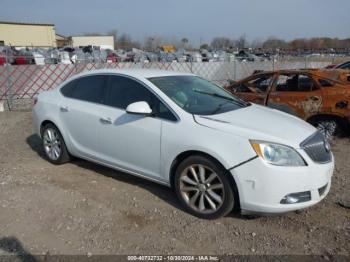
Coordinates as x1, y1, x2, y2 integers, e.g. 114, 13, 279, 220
60, 106, 69, 112
100, 117, 112, 124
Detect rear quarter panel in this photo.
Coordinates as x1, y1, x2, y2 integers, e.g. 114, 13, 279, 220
33, 89, 64, 138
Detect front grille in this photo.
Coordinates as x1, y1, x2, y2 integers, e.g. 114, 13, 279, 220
300, 131, 332, 164
318, 183, 328, 196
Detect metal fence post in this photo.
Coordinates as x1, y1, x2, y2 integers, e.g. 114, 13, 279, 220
233, 57, 237, 80
5, 64, 13, 111
4, 49, 13, 111
304, 56, 307, 69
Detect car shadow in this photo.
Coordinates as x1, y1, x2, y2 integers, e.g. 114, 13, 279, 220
0, 236, 38, 262
26, 134, 184, 213
26, 134, 255, 220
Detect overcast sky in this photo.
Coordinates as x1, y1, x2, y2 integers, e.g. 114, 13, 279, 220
1, 0, 349, 45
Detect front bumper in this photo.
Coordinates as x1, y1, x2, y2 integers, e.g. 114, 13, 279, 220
230, 152, 334, 214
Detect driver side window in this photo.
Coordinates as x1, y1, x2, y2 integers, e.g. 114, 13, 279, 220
106, 75, 177, 121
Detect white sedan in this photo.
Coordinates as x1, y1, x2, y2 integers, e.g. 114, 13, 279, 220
33, 69, 334, 219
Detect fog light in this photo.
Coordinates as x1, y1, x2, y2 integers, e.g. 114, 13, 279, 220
280, 191, 311, 204
282, 195, 299, 204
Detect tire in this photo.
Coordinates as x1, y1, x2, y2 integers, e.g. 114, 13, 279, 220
41, 123, 71, 165
174, 155, 236, 219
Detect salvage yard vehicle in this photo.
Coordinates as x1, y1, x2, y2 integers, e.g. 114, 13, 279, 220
226, 69, 350, 139
33, 69, 334, 219
325, 61, 350, 70
335, 61, 350, 70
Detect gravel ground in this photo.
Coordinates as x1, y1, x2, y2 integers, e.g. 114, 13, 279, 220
0, 111, 349, 256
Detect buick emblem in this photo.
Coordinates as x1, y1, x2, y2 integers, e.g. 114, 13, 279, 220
324, 140, 331, 153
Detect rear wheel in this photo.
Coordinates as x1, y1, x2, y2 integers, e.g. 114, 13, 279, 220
174, 155, 235, 219
41, 123, 70, 164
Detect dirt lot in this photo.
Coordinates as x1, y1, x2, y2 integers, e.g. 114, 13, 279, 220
0, 111, 349, 256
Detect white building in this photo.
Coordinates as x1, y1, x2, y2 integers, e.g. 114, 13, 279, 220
71, 36, 114, 50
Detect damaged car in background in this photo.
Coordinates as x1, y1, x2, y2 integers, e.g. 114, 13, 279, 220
226, 69, 350, 139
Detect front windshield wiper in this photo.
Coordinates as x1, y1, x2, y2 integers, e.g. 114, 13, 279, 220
210, 100, 232, 114
193, 89, 247, 107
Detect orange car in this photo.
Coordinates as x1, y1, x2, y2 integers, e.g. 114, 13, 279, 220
226, 69, 350, 138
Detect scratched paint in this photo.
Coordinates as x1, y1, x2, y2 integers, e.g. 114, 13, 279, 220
298, 96, 323, 114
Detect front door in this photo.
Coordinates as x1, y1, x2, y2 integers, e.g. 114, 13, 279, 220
97, 75, 165, 179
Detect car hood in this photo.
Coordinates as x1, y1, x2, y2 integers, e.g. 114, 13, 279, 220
194, 104, 317, 148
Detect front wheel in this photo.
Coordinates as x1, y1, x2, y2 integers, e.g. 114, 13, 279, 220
174, 155, 236, 219
41, 123, 71, 164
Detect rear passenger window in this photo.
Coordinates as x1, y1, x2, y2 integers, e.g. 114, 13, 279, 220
276, 74, 315, 92
107, 76, 177, 121
61, 75, 107, 104
298, 75, 314, 91
60, 79, 77, 97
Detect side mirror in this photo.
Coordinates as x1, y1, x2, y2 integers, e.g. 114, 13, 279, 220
126, 101, 152, 115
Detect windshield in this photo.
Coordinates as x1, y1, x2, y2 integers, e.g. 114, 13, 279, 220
148, 75, 249, 115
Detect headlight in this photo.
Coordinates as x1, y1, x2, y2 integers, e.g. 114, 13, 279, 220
250, 140, 306, 166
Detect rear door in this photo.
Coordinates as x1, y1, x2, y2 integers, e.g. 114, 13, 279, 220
232, 74, 275, 105
267, 73, 323, 119
59, 74, 108, 158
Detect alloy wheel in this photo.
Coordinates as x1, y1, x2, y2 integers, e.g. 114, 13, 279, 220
179, 164, 225, 214
43, 128, 62, 161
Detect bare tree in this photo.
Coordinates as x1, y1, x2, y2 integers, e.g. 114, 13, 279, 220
236, 34, 247, 50
116, 33, 140, 50
144, 36, 164, 51
251, 38, 263, 49
181, 38, 189, 49
210, 37, 233, 50
200, 43, 209, 50
263, 37, 287, 50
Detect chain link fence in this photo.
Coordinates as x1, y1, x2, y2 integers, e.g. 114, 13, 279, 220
0, 56, 339, 110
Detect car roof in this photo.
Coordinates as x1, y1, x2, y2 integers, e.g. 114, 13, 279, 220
73, 68, 194, 79
336, 60, 350, 68
246, 68, 350, 84
252, 68, 347, 77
